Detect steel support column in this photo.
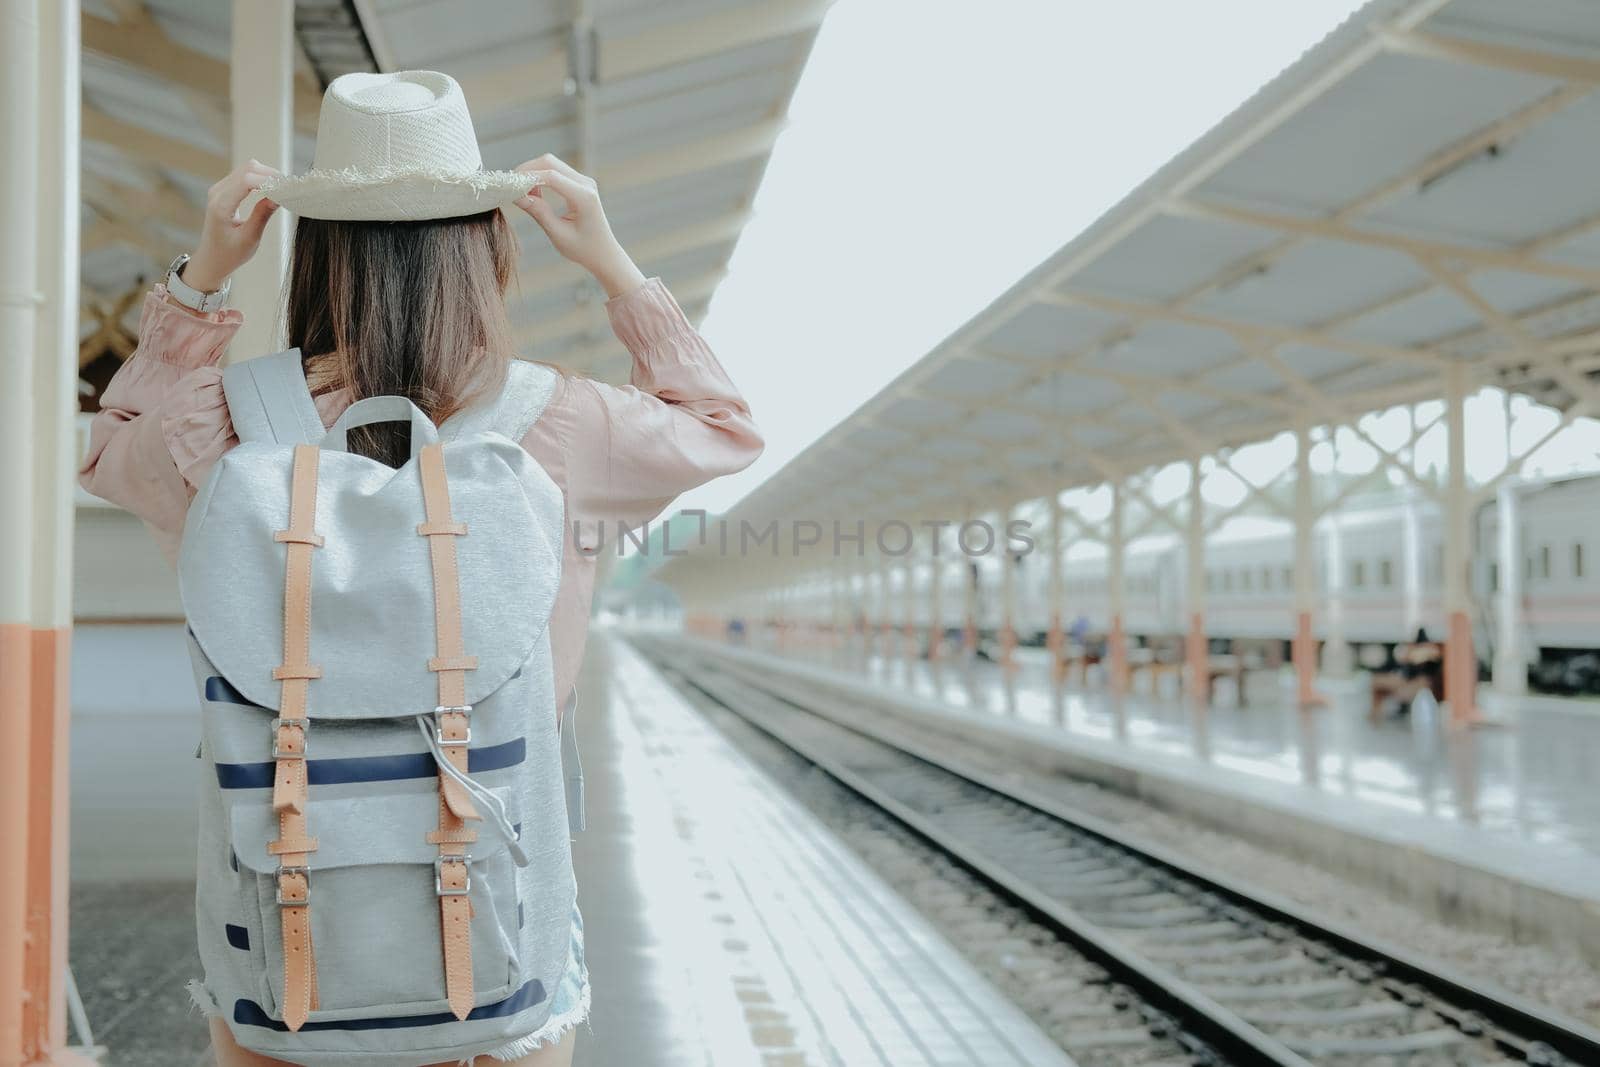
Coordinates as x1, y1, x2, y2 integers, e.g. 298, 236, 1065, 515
999, 506, 1018, 671
1185, 458, 1208, 702
1108, 481, 1128, 693
901, 554, 916, 668
928, 538, 944, 662
1443, 365, 1479, 721
1292, 422, 1324, 707
1046, 492, 1065, 680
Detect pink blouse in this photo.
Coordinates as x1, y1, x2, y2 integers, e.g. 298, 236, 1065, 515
79, 278, 763, 711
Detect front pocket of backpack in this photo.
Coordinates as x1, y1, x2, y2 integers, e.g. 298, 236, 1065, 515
229, 788, 523, 1020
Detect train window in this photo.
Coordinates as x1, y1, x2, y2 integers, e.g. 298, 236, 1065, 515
1241, 568, 1252, 591
1282, 566, 1293, 589
1541, 544, 1552, 580
1261, 566, 1272, 591
1379, 559, 1392, 587
1222, 570, 1232, 592
1206, 570, 1216, 592
1576, 542, 1586, 579
1351, 560, 1365, 589
1488, 561, 1499, 593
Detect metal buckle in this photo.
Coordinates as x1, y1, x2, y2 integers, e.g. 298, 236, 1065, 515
270, 718, 308, 759
435, 855, 472, 896
275, 866, 310, 906
433, 706, 472, 747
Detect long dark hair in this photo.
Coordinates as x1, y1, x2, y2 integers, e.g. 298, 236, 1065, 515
285, 209, 520, 467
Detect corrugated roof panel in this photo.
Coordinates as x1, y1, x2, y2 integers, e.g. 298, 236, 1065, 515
1072, 214, 1283, 303
596, 35, 802, 110
1087, 320, 1240, 375
1193, 239, 1430, 326
1425, 0, 1600, 55
374, 0, 566, 69
596, 73, 787, 156
979, 302, 1126, 360
1365, 91, 1600, 245
1335, 287, 1482, 347
1015, 373, 1126, 415
921, 358, 1038, 398
1199, 52, 1560, 215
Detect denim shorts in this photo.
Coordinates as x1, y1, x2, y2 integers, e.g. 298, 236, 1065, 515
481, 901, 590, 1062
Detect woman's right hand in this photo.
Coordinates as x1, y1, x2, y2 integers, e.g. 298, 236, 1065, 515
179, 159, 282, 293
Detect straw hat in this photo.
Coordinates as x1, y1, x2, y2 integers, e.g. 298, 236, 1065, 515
258, 70, 538, 222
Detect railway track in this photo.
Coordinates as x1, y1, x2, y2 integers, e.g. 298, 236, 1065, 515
634, 636, 1600, 1067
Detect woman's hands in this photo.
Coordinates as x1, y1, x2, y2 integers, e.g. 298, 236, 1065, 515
513, 154, 646, 299
181, 159, 282, 293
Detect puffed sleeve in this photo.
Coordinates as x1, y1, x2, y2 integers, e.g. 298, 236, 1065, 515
78, 285, 242, 563
520, 276, 764, 533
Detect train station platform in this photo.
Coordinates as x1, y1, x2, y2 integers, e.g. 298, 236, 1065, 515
65, 628, 1074, 1066
655, 633, 1600, 967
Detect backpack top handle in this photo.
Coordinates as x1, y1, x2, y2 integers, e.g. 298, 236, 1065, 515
321, 395, 440, 461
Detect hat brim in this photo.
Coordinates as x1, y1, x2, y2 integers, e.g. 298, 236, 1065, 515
259, 168, 538, 222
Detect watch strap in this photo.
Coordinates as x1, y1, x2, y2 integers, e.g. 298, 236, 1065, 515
166, 254, 232, 313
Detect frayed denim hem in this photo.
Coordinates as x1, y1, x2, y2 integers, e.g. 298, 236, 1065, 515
477, 975, 591, 1062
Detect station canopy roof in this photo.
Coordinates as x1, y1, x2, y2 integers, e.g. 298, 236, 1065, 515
694, 0, 1600, 555
78, 0, 827, 383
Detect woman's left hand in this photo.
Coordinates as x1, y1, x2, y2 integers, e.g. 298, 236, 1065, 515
513, 154, 646, 299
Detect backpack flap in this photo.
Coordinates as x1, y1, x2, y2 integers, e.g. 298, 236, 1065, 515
228, 787, 522, 873
178, 435, 564, 719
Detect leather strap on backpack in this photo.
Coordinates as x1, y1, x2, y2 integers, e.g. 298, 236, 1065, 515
416, 443, 481, 1021
270, 443, 324, 1031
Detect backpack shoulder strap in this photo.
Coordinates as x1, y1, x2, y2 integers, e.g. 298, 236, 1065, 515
221, 349, 326, 445
440, 359, 560, 444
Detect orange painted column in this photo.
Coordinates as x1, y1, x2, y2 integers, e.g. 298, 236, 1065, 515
13, 0, 89, 1057
1184, 458, 1209, 704
1108, 614, 1129, 694
1046, 610, 1064, 681
1441, 365, 1480, 724
1107, 481, 1128, 694
1186, 612, 1209, 704
1446, 610, 1477, 719
1292, 612, 1324, 707
25, 627, 77, 1064
1291, 421, 1326, 709
0, 625, 32, 1066
0, 0, 43, 1056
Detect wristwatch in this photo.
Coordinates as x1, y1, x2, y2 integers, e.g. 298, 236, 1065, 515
165, 253, 232, 313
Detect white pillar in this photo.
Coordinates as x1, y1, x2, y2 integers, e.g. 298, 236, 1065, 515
0, 2, 41, 1058
1108, 481, 1128, 691
1401, 486, 1423, 635
1047, 492, 1064, 671
1000, 505, 1018, 668
1322, 432, 1351, 676
1185, 458, 1208, 700
1442, 365, 1478, 720
1292, 422, 1320, 705
26, 1, 80, 1058
1491, 482, 1525, 694
928, 539, 944, 662
228, 0, 296, 361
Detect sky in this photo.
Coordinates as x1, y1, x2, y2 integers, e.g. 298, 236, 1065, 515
676, 0, 1377, 515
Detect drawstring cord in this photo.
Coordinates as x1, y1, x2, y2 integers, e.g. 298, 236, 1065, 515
415, 716, 531, 867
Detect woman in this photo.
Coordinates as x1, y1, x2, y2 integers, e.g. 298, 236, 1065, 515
79, 71, 762, 1067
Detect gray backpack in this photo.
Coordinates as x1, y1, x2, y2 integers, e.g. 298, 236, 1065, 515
178, 350, 583, 1066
